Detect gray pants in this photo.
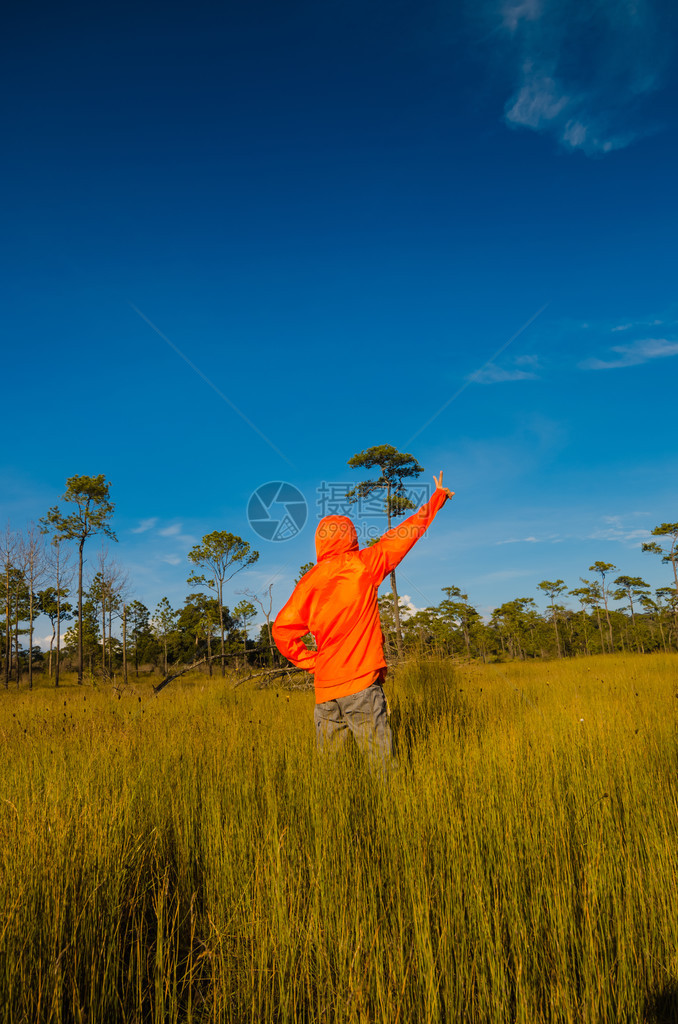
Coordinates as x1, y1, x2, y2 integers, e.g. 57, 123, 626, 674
313, 682, 393, 763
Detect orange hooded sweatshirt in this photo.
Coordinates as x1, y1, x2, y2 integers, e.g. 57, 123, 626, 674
272, 487, 448, 703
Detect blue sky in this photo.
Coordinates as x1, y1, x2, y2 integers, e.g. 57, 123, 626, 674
2, 0, 677, 640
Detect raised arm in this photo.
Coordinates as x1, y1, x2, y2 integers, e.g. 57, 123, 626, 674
360, 472, 454, 586
432, 470, 454, 499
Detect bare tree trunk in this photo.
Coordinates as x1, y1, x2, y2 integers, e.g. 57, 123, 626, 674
55, 586, 61, 687
14, 590, 20, 687
77, 539, 84, 685
595, 607, 606, 654
390, 569, 404, 659
24, 528, 44, 691
122, 604, 128, 684
48, 621, 55, 677
218, 580, 225, 677
55, 541, 63, 688
628, 597, 643, 653
28, 583, 34, 690
1, 524, 16, 690
101, 591, 107, 680
603, 592, 614, 651
248, 585, 276, 666
4, 560, 10, 690
581, 611, 589, 656
385, 490, 404, 658
265, 613, 275, 664
108, 602, 113, 677
551, 600, 562, 658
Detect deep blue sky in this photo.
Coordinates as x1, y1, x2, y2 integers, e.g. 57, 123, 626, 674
3, 0, 677, 639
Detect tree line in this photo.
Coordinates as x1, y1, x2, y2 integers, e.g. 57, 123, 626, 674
377, 543, 678, 662
1, 475, 264, 688
1, 465, 677, 689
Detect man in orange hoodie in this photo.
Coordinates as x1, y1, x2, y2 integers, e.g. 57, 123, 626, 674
272, 472, 454, 761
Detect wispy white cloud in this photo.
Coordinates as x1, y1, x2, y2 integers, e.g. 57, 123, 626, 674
611, 318, 665, 332
473, 357, 539, 384
580, 338, 678, 370
502, 0, 541, 33
505, 68, 568, 130
588, 514, 652, 547
160, 553, 182, 566
131, 517, 158, 534
496, 536, 539, 545
177, 533, 198, 546
496, 0, 668, 155
158, 523, 182, 537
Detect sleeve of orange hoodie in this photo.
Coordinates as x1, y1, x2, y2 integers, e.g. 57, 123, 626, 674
271, 584, 318, 674
359, 486, 449, 586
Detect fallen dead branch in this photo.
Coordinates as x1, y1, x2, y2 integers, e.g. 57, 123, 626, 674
152, 648, 305, 695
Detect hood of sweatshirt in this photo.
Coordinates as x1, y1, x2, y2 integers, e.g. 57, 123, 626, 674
315, 515, 359, 562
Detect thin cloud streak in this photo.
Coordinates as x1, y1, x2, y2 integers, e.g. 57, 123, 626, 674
587, 512, 653, 547
495, 536, 539, 545
580, 338, 678, 370
406, 302, 548, 444
158, 524, 182, 537
131, 517, 158, 533
130, 304, 295, 468
473, 364, 538, 384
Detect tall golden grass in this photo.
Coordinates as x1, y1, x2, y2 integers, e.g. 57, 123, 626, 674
1, 653, 677, 1023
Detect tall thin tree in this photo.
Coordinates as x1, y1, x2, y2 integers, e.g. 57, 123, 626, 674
537, 580, 567, 657
38, 586, 72, 682
187, 532, 259, 676
41, 475, 116, 685
152, 597, 177, 676
1, 524, 17, 689
244, 584, 276, 665
589, 562, 617, 652
346, 443, 424, 657
45, 538, 73, 686
612, 575, 650, 653
233, 599, 257, 670
22, 526, 47, 689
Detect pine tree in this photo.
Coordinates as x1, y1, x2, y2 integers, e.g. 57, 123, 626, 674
187, 532, 259, 676
41, 476, 116, 685
346, 444, 424, 657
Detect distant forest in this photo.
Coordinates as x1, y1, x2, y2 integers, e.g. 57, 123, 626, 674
2, 473, 677, 690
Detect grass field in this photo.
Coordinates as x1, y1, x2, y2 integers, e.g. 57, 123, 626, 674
2, 654, 678, 1023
